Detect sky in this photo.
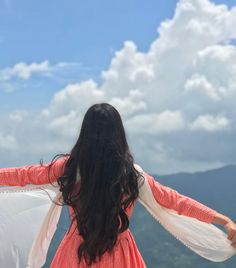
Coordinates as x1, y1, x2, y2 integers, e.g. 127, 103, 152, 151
0, 0, 236, 174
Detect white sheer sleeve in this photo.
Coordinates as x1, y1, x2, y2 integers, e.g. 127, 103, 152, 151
135, 164, 236, 262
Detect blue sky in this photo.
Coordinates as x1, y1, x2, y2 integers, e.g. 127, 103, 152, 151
0, 0, 177, 112
0, 0, 236, 173
0, 0, 234, 110
0, 0, 177, 66
1, 0, 234, 67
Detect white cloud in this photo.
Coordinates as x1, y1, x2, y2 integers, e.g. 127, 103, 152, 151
1, 0, 236, 174
101, 41, 154, 98
8, 110, 28, 122
0, 61, 81, 82
0, 61, 50, 81
184, 45, 236, 101
190, 114, 231, 131
125, 110, 185, 134
40, 80, 106, 138
184, 73, 225, 101
110, 90, 147, 117
42, 80, 105, 117
0, 132, 17, 150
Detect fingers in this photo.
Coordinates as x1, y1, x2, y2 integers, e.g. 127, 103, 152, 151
231, 232, 236, 246
226, 222, 236, 237
225, 220, 236, 248
228, 230, 235, 240
231, 242, 236, 248
228, 230, 236, 248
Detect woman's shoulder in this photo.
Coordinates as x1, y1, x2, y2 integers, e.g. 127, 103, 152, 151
134, 163, 144, 173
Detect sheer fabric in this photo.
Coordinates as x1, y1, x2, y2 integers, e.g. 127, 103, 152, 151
136, 166, 236, 262
0, 184, 61, 268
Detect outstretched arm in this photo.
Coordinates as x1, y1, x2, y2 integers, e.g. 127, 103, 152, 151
145, 173, 217, 224
145, 172, 236, 248
0, 156, 68, 186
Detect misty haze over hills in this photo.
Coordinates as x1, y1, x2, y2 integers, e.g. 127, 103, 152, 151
44, 164, 236, 268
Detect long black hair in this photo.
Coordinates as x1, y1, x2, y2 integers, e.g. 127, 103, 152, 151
48, 103, 143, 266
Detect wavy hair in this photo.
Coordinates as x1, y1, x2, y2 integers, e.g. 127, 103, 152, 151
47, 103, 143, 266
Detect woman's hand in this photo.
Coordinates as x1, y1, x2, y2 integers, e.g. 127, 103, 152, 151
211, 212, 236, 248
224, 219, 236, 248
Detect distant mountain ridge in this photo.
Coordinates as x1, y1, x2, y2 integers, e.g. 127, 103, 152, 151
159, 163, 236, 182
43, 164, 236, 268
159, 164, 236, 177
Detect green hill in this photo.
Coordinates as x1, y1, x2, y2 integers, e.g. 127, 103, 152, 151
43, 165, 236, 267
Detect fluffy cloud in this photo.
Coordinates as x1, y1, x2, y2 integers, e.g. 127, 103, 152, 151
185, 74, 222, 101
0, 61, 80, 82
1, 0, 236, 174
0, 132, 17, 150
42, 80, 105, 118
185, 45, 236, 101
125, 110, 185, 134
110, 90, 147, 117
0, 61, 50, 81
8, 110, 28, 122
190, 114, 231, 131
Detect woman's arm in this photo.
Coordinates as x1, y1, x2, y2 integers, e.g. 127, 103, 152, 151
212, 212, 231, 225
212, 212, 236, 248
145, 172, 236, 235
0, 156, 68, 186
145, 173, 217, 224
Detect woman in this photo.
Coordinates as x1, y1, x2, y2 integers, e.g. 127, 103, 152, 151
0, 103, 236, 267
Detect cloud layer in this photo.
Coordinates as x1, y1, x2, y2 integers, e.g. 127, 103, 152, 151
1, 0, 236, 174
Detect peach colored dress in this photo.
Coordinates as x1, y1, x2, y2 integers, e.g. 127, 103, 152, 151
0, 157, 217, 268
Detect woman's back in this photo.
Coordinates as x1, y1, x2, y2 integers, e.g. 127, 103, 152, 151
51, 165, 146, 268
50, 206, 146, 268
50, 160, 217, 268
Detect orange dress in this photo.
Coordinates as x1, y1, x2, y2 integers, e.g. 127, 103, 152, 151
0, 157, 217, 268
